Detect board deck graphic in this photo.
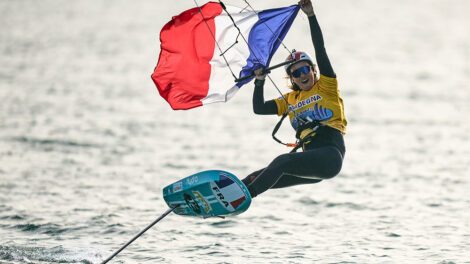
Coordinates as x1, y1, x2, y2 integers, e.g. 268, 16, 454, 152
163, 170, 252, 218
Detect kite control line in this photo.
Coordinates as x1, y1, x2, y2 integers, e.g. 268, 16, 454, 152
100, 205, 179, 264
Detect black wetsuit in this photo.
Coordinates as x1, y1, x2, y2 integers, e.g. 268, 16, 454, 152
242, 15, 346, 198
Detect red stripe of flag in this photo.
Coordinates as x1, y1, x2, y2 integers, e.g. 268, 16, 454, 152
151, 2, 223, 110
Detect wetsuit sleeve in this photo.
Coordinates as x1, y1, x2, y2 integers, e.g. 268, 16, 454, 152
309, 15, 336, 78
253, 79, 278, 115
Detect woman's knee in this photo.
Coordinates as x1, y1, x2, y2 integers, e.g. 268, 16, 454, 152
322, 165, 341, 179
321, 154, 343, 179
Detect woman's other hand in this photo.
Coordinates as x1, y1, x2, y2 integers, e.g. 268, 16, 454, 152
298, 0, 315, 17
254, 68, 267, 80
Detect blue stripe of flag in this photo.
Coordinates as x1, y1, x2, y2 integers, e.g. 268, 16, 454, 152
236, 5, 300, 87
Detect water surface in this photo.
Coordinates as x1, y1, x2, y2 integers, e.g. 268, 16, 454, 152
1, 0, 469, 263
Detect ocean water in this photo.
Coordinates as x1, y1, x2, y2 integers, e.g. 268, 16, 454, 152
1, 0, 469, 263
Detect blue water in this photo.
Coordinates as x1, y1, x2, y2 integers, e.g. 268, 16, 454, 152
1, 0, 469, 263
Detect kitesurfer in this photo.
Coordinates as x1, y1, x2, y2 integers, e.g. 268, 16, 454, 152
242, 0, 347, 198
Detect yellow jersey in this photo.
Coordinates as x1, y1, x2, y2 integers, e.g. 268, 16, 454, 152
274, 75, 347, 138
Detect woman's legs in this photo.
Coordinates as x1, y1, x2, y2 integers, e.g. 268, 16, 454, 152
242, 146, 343, 198
242, 168, 323, 189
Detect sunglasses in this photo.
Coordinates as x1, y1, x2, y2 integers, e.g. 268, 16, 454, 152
291, 65, 311, 78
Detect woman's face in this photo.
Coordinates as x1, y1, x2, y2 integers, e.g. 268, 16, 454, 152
289, 61, 317, 91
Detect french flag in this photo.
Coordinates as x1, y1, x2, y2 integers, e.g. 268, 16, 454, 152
152, 2, 300, 110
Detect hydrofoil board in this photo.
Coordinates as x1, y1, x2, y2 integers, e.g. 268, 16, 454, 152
163, 170, 251, 218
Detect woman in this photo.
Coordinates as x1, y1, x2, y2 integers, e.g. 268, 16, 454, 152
242, 0, 347, 198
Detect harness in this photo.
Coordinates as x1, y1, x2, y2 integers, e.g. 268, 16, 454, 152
271, 113, 322, 153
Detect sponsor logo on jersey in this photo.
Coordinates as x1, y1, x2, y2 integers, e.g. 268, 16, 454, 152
287, 94, 322, 112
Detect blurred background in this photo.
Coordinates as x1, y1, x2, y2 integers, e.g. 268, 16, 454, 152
1, 0, 469, 263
